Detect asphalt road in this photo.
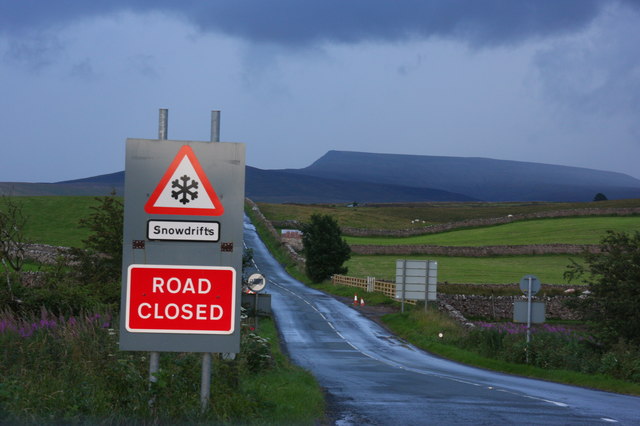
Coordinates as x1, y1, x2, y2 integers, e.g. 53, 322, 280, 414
243, 218, 640, 425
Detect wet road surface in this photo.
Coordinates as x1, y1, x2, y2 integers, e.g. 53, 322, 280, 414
243, 218, 640, 425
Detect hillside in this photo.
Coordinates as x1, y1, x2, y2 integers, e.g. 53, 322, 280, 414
285, 151, 640, 202
2, 150, 640, 202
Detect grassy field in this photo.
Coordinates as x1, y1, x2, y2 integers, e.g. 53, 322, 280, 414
257, 198, 640, 230
346, 254, 573, 284
345, 216, 640, 246
11, 196, 98, 247
255, 199, 640, 286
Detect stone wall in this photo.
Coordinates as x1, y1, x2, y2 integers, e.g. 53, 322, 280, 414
439, 294, 581, 321
350, 243, 600, 256
246, 198, 305, 265
342, 207, 640, 237
21, 244, 71, 265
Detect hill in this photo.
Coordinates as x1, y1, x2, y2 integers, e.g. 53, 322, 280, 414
2, 150, 640, 202
284, 151, 640, 202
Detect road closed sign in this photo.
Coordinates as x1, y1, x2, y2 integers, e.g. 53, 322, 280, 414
126, 264, 236, 334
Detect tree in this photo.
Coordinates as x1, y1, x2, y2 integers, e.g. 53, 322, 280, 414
302, 214, 351, 283
593, 193, 608, 202
564, 230, 640, 346
0, 195, 30, 273
70, 191, 124, 284
0, 195, 31, 306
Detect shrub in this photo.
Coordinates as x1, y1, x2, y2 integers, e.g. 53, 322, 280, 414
302, 214, 351, 283
565, 230, 640, 347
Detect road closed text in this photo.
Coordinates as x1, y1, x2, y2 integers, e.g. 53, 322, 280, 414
126, 265, 236, 334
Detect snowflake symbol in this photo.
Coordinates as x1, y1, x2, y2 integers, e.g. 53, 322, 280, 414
171, 174, 199, 205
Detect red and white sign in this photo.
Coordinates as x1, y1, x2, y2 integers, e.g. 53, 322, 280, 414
126, 264, 236, 334
144, 145, 225, 216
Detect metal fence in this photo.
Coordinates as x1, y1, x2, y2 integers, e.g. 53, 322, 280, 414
331, 274, 416, 305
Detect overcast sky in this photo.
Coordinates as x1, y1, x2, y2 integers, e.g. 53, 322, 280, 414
1, 0, 640, 182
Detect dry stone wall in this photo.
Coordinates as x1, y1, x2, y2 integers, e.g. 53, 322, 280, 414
350, 243, 600, 256
439, 294, 581, 321
342, 207, 640, 237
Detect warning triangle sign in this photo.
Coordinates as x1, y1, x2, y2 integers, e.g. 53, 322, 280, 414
144, 145, 224, 216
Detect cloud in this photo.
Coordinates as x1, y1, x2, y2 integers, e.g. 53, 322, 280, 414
533, 3, 640, 117
0, 0, 622, 48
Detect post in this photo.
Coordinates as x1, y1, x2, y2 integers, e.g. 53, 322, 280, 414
526, 276, 532, 344
200, 353, 212, 412
149, 108, 168, 405
149, 351, 160, 407
201, 109, 221, 413
211, 110, 220, 142
526, 276, 532, 363
400, 260, 406, 313
424, 261, 430, 312
158, 108, 168, 140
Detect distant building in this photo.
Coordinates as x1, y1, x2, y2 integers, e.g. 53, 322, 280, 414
281, 229, 303, 239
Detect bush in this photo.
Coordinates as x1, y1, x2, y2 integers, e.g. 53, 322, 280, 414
565, 230, 640, 347
302, 214, 351, 283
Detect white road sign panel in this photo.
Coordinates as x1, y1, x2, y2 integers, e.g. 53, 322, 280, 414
147, 220, 220, 242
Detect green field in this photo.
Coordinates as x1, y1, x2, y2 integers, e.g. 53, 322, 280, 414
10, 196, 98, 247
346, 254, 573, 284
7, 196, 636, 287
253, 201, 640, 286
345, 216, 640, 246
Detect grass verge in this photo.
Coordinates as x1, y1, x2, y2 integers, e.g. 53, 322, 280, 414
381, 310, 640, 396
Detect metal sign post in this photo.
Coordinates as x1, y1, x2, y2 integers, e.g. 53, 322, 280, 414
120, 109, 245, 414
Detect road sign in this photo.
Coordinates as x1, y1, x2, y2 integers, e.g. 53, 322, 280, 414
147, 220, 220, 242
145, 145, 224, 216
514, 301, 545, 323
395, 260, 438, 301
519, 274, 541, 296
120, 138, 245, 353
126, 264, 236, 334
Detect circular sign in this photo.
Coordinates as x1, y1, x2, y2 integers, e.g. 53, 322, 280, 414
519, 274, 541, 296
247, 273, 267, 293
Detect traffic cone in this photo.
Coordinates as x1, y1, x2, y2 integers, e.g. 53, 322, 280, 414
353, 293, 358, 306
360, 298, 365, 307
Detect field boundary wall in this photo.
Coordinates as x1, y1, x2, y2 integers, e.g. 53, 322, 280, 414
332, 274, 580, 320
350, 243, 600, 256
272, 207, 640, 237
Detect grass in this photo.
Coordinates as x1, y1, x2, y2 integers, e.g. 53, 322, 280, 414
381, 310, 640, 396
344, 216, 640, 246
346, 254, 574, 284
12, 196, 98, 247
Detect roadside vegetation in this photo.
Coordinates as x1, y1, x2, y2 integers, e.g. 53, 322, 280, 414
0, 310, 324, 424
0, 195, 324, 424
249, 199, 640, 395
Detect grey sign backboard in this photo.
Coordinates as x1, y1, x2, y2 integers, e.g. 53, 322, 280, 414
395, 259, 438, 301
514, 301, 545, 323
119, 138, 245, 353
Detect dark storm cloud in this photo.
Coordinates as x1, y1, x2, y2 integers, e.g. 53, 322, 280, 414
0, 0, 629, 46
